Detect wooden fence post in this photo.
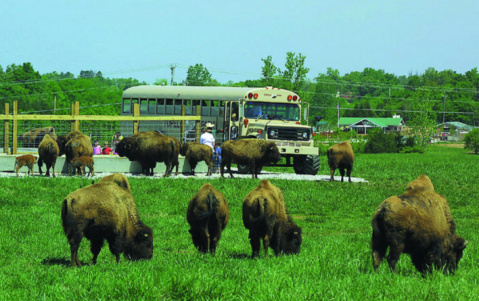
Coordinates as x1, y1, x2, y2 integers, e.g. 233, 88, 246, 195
181, 105, 185, 143
133, 103, 139, 135
12, 101, 18, 155
196, 105, 201, 142
74, 101, 80, 131
3, 103, 9, 154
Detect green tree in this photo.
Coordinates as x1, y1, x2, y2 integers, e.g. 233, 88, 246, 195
154, 78, 168, 86
409, 96, 437, 148
464, 129, 479, 154
184, 64, 217, 86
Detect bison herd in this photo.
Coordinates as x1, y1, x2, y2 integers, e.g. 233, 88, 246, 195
14, 130, 469, 275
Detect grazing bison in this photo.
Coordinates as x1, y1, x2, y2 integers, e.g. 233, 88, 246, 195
327, 140, 354, 182
63, 131, 94, 175
14, 154, 37, 177
372, 175, 468, 274
38, 134, 62, 177
242, 180, 302, 257
221, 139, 281, 179
116, 131, 179, 177
187, 183, 229, 253
71, 156, 95, 177
61, 173, 153, 267
22, 126, 57, 147
180, 142, 213, 176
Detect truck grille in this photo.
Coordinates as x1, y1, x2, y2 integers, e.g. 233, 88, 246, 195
266, 126, 308, 141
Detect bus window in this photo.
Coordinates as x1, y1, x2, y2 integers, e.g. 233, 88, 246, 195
166, 99, 173, 115
122, 99, 132, 114
157, 99, 165, 114
140, 99, 148, 114
148, 99, 156, 114
231, 102, 239, 121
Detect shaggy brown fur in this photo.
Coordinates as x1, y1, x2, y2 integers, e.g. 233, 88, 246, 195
221, 139, 281, 179
63, 131, 94, 175
180, 142, 213, 176
14, 154, 37, 177
71, 156, 95, 177
98, 173, 132, 193
116, 131, 179, 177
242, 180, 302, 257
371, 175, 468, 274
327, 141, 354, 182
22, 126, 57, 147
187, 183, 229, 253
61, 173, 153, 267
38, 134, 60, 177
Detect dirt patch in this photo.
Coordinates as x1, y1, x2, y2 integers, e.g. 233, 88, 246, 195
435, 143, 465, 148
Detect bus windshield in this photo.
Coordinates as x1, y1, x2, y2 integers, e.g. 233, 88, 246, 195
244, 102, 300, 121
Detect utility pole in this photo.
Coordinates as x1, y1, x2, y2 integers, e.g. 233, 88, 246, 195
442, 91, 446, 125
170, 64, 176, 86
53, 95, 56, 114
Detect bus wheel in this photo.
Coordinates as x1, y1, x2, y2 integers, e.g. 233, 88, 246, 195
293, 155, 320, 175
237, 164, 262, 175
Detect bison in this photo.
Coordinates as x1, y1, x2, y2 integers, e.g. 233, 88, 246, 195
61, 173, 153, 267
187, 183, 229, 253
242, 179, 302, 258
180, 142, 213, 176
116, 131, 179, 177
38, 134, 62, 177
327, 140, 354, 182
221, 139, 281, 179
71, 156, 95, 177
22, 126, 57, 148
372, 174, 468, 274
14, 154, 37, 177
63, 131, 94, 175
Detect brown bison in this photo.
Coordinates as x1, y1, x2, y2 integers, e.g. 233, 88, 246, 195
327, 140, 354, 182
187, 183, 229, 253
98, 173, 132, 193
63, 131, 94, 175
14, 154, 37, 177
22, 126, 57, 147
38, 134, 62, 177
61, 173, 153, 267
221, 139, 281, 179
116, 131, 179, 177
71, 156, 95, 177
180, 142, 213, 176
372, 175, 468, 274
242, 180, 302, 257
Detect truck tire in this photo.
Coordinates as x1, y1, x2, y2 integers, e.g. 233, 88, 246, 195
237, 164, 262, 175
293, 155, 320, 175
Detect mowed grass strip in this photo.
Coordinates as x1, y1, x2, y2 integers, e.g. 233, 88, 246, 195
0, 145, 478, 299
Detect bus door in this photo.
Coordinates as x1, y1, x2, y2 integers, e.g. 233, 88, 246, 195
224, 101, 240, 140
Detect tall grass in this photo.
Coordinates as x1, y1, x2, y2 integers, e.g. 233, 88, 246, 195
0, 145, 478, 299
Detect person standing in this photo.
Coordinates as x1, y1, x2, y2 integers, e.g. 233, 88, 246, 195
102, 141, 113, 155
200, 122, 215, 151
93, 140, 101, 155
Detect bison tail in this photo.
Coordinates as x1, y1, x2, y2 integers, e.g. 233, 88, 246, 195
250, 197, 266, 224
371, 207, 386, 244
61, 199, 75, 237
195, 192, 218, 219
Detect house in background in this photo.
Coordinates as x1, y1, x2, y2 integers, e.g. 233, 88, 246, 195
437, 121, 474, 141
338, 115, 405, 134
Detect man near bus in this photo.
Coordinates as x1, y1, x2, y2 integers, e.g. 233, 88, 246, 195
200, 122, 215, 151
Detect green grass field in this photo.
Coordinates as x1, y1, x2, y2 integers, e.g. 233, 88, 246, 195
0, 145, 478, 300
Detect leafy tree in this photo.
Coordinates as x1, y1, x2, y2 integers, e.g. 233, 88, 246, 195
184, 64, 217, 86
464, 129, 479, 154
408, 96, 437, 148
154, 78, 168, 86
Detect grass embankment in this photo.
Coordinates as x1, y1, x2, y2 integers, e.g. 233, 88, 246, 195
0, 145, 478, 299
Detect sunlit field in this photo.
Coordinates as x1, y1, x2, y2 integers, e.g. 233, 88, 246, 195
0, 145, 478, 299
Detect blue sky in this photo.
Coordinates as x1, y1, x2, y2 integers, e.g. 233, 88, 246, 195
1, 0, 478, 84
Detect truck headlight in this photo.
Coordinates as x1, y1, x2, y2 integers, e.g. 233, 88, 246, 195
302, 132, 308, 139
269, 130, 276, 137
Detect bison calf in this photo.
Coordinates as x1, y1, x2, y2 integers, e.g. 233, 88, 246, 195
180, 142, 213, 176
372, 175, 468, 274
243, 180, 302, 257
187, 183, 229, 253
14, 155, 37, 177
61, 173, 153, 267
327, 140, 354, 182
71, 156, 95, 177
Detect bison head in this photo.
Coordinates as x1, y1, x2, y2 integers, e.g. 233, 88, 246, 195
277, 221, 302, 255
56, 136, 68, 156
443, 235, 468, 274
116, 137, 136, 158
179, 142, 188, 157
264, 142, 281, 164
125, 224, 154, 261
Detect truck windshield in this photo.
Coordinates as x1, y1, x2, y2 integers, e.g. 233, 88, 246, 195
244, 102, 300, 121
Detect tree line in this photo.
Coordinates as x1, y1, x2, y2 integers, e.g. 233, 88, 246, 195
1, 56, 478, 127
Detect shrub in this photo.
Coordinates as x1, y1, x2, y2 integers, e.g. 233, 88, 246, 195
364, 128, 398, 153
464, 129, 479, 154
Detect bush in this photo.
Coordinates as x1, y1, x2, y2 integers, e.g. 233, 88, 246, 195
464, 129, 479, 154
364, 128, 398, 153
